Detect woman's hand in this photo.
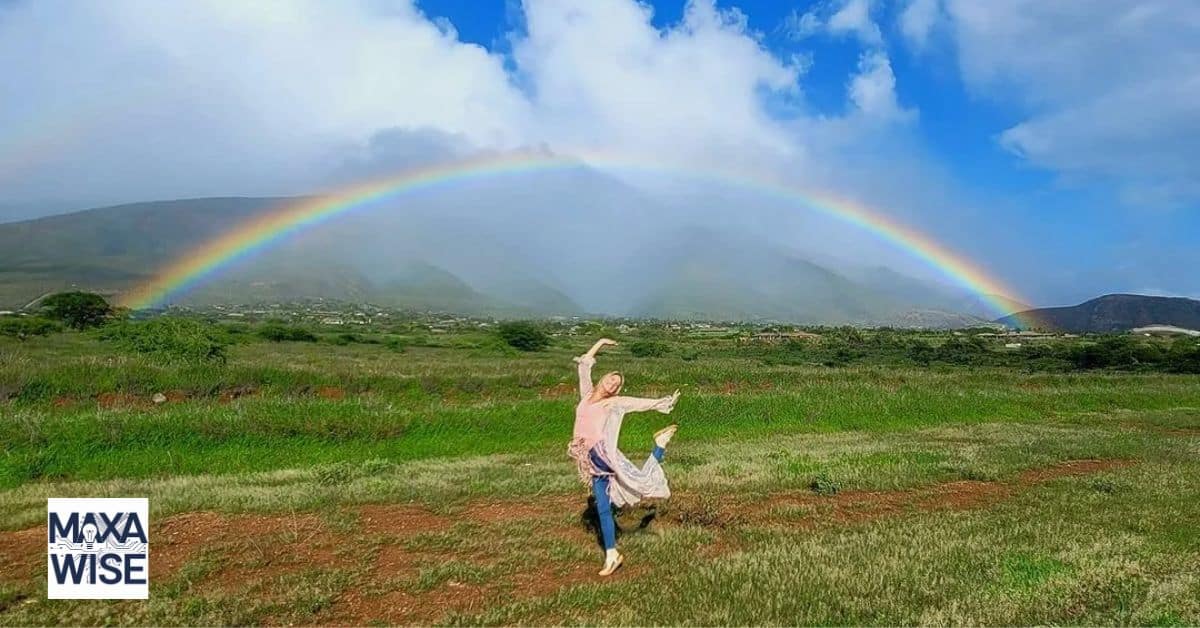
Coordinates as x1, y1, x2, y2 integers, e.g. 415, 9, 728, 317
581, 338, 618, 361
661, 389, 681, 413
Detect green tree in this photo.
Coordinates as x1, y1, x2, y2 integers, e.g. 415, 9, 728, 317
496, 321, 550, 351
40, 291, 112, 329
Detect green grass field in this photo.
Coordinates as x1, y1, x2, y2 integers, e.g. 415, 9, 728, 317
2, 330, 1198, 625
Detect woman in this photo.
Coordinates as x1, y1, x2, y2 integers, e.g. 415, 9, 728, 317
568, 338, 680, 576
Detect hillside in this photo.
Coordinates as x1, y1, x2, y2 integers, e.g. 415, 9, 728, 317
625, 228, 990, 326
0, 197, 582, 316
999, 294, 1200, 332
0, 189, 1009, 325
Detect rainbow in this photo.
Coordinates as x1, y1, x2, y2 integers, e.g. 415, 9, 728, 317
120, 152, 1033, 325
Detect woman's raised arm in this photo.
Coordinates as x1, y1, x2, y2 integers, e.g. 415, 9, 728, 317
614, 389, 680, 414
574, 338, 616, 399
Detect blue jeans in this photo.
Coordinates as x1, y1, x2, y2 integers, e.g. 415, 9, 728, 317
590, 446, 664, 550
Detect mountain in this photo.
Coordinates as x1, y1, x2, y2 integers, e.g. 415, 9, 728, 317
0, 197, 288, 309
848, 266, 1031, 320
0, 187, 1006, 325
623, 228, 989, 326
0, 196, 580, 315
998, 294, 1200, 332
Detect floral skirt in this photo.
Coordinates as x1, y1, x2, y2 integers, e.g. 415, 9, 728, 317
567, 438, 613, 487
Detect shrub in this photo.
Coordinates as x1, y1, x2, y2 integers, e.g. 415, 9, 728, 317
630, 341, 668, 358
1070, 336, 1140, 370
258, 323, 318, 342
0, 317, 60, 340
1167, 339, 1200, 374
40, 291, 112, 329
905, 340, 936, 365
934, 336, 988, 365
100, 317, 230, 363
496, 321, 550, 351
809, 473, 839, 496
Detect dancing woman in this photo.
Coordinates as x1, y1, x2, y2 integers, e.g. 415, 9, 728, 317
568, 338, 680, 576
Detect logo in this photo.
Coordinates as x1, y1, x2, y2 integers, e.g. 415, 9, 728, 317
47, 498, 149, 599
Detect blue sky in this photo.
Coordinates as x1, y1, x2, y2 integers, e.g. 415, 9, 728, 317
1, 0, 1197, 305
419, 0, 1200, 303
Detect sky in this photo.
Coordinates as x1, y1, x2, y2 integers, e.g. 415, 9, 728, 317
0, 0, 1197, 306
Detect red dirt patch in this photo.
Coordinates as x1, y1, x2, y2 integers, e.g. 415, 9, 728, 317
749, 459, 1135, 528
156, 511, 343, 592
1017, 458, 1133, 482
51, 395, 75, 408
331, 579, 491, 625
217, 385, 256, 403
0, 527, 44, 584
461, 495, 575, 525
540, 382, 575, 399
0, 458, 1137, 624
96, 392, 144, 408
359, 504, 452, 537
315, 386, 346, 400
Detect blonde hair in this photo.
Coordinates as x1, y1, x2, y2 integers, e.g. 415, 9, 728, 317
598, 371, 623, 397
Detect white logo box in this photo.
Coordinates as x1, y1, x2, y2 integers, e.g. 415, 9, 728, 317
47, 498, 149, 600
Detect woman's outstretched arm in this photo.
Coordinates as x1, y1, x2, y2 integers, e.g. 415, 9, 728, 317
614, 389, 680, 414
575, 338, 616, 399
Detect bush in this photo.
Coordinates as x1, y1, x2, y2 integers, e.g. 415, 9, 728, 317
496, 321, 550, 352
934, 336, 988, 365
1167, 339, 1200, 374
100, 317, 230, 363
630, 341, 669, 358
1069, 336, 1140, 370
0, 317, 60, 340
809, 473, 839, 496
329, 332, 379, 345
258, 323, 318, 342
40, 291, 112, 329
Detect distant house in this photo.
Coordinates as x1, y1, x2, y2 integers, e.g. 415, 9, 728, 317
1131, 325, 1200, 337
744, 331, 821, 344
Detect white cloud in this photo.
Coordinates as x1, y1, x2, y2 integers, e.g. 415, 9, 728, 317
849, 51, 915, 121
0, 0, 532, 200
898, 0, 942, 50
780, 8, 822, 41
942, 0, 1200, 207
514, 0, 804, 173
0, 0, 1004, 294
827, 0, 882, 47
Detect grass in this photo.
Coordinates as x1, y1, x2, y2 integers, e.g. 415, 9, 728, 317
1, 329, 1198, 625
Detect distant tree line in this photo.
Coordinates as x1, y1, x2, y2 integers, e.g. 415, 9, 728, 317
751, 328, 1200, 373
4, 292, 1200, 373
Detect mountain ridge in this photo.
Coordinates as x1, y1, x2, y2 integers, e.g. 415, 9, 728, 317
999, 294, 1200, 332
0, 194, 1024, 325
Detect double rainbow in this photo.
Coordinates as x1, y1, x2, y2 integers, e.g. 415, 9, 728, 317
120, 152, 1031, 325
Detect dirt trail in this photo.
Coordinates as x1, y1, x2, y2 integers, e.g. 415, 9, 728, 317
721, 458, 1133, 528
0, 459, 1132, 624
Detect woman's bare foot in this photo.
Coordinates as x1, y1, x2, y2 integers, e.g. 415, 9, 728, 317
598, 552, 624, 577
654, 424, 678, 448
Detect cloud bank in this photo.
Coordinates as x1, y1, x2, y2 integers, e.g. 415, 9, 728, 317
0, 0, 1196, 304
